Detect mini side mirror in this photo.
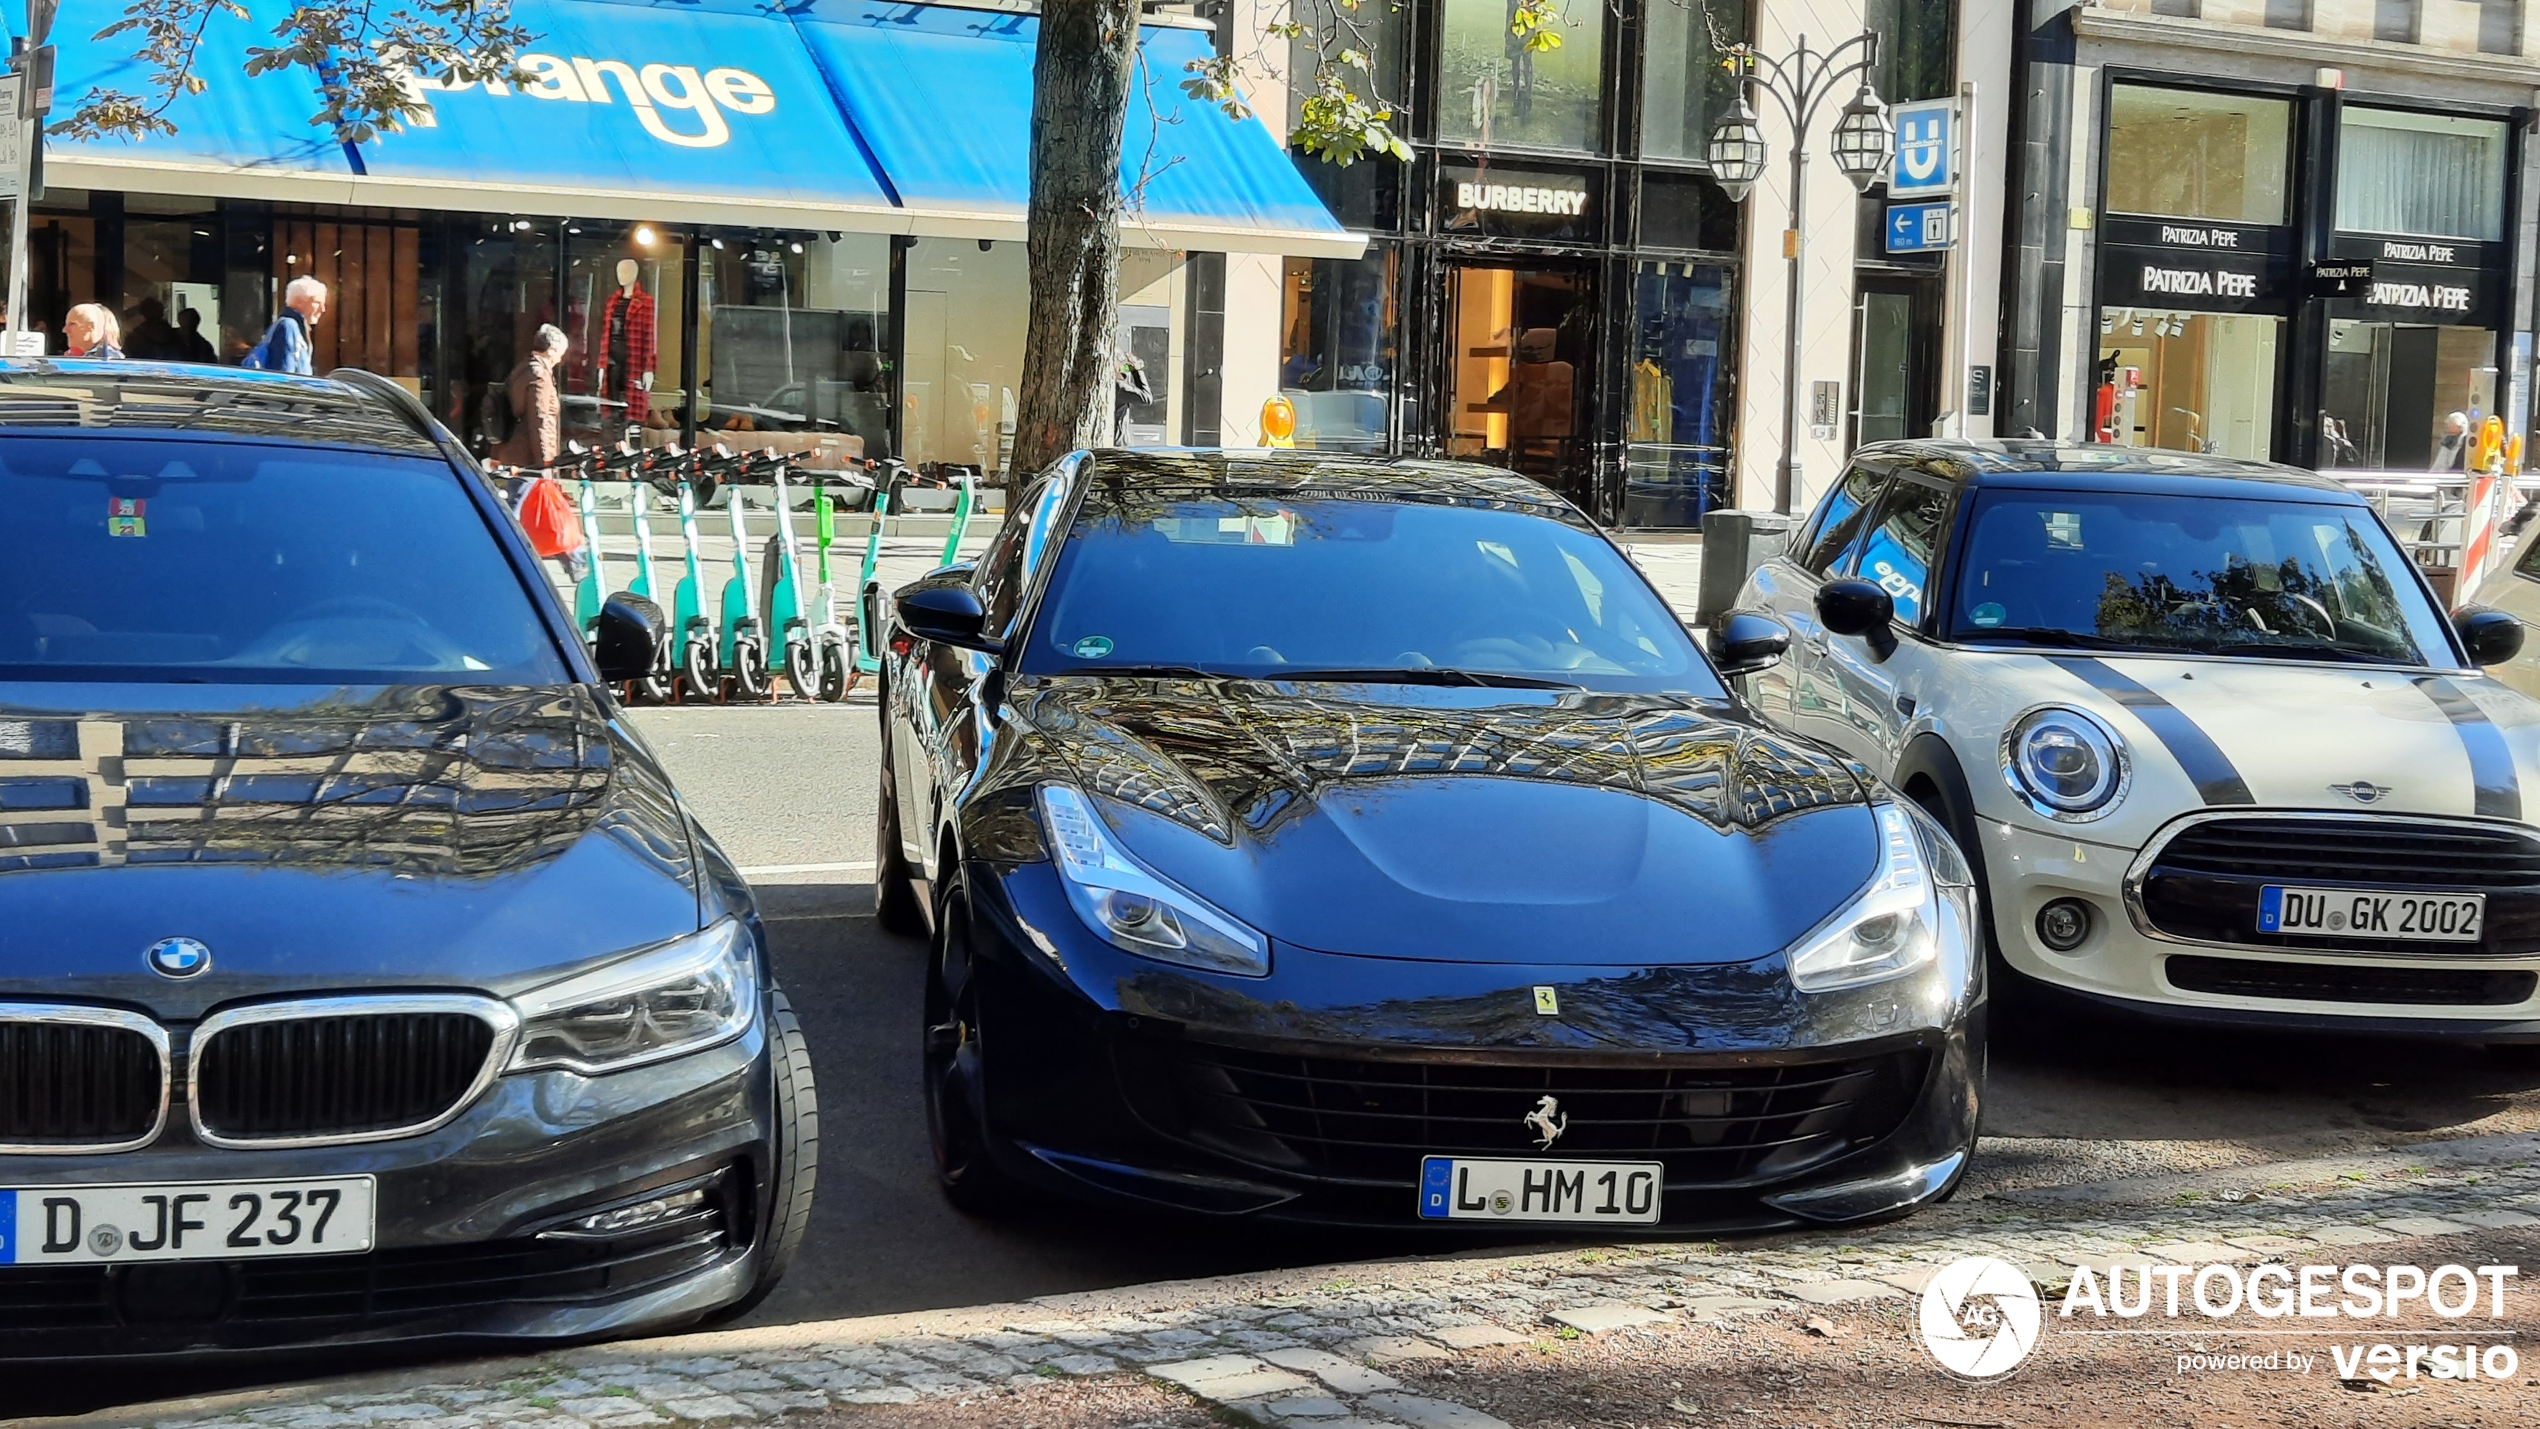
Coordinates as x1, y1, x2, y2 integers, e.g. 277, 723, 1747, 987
2455, 605, 2526, 667
1816, 578, 1899, 661
1710, 611, 1791, 678
896, 584, 1004, 655
593, 594, 665, 684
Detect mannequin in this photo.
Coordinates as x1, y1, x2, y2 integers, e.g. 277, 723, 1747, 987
597, 258, 657, 425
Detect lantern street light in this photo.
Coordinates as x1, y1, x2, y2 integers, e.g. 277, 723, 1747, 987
1707, 32, 1888, 514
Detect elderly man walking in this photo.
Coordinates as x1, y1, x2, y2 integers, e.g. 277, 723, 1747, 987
243, 276, 327, 375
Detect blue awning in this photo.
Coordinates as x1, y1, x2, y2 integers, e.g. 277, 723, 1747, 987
353, 0, 900, 229
791, 3, 1357, 255
21, 0, 360, 203
24, 0, 1358, 257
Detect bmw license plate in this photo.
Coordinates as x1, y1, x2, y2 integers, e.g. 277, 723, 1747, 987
1418, 1156, 1662, 1224
0, 1176, 375, 1264
2258, 885, 2484, 943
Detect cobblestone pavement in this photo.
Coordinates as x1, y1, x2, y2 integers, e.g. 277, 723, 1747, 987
56, 1129, 2538, 1429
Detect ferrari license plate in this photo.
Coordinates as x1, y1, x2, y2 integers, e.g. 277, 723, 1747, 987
1418, 1157, 1662, 1224
2258, 885, 2484, 943
0, 1176, 375, 1264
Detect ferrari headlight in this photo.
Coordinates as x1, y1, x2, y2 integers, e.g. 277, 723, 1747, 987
1037, 785, 1269, 977
508, 919, 758, 1075
1788, 803, 1971, 992
2003, 706, 2126, 818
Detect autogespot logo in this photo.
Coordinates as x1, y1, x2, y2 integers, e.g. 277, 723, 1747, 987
1919, 1256, 2044, 1378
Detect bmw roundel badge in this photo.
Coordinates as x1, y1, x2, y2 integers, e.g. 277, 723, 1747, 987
146, 937, 213, 979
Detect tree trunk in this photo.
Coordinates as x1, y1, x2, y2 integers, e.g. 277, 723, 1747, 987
1011, 0, 1139, 476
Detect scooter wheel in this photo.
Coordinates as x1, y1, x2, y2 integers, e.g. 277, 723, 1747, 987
817, 643, 850, 703
681, 640, 718, 703
732, 638, 771, 702
784, 640, 818, 702
637, 641, 674, 705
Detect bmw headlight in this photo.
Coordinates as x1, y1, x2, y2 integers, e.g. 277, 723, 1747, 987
1788, 803, 1974, 993
1037, 785, 1269, 977
2001, 705, 2127, 819
508, 919, 758, 1075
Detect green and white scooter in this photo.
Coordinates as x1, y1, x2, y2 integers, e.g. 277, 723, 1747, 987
712, 452, 773, 702
617, 453, 676, 703
570, 471, 609, 644
668, 448, 723, 704
761, 458, 860, 702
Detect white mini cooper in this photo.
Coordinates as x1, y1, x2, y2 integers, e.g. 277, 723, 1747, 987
1732, 440, 2540, 1038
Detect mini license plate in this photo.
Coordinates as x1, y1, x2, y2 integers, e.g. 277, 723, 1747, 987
1418, 1157, 1662, 1225
2258, 885, 2485, 943
0, 1176, 375, 1265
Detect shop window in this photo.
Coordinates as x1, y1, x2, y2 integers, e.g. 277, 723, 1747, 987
902, 237, 1027, 477
1641, 0, 1743, 161
566, 225, 688, 447
453, 220, 558, 450
1289, 2, 1408, 228
1280, 244, 1401, 453
2091, 309, 2281, 460
1443, 261, 1595, 503
2322, 321, 2497, 470
2104, 85, 2291, 226
1119, 249, 1185, 448
120, 203, 221, 364
274, 213, 425, 390
4, 208, 95, 352
2335, 108, 2507, 242
1866, 0, 1954, 105
1640, 171, 1741, 252
1437, 0, 1606, 152
698, 232, 890, 470
1624, 261, 1736, 528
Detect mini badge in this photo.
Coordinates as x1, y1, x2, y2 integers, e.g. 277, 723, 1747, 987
1532, 985, 1560, 1016
107, 496, 146, 538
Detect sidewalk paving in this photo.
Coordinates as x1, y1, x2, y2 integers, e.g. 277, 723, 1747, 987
43, 1130, 2538, 1429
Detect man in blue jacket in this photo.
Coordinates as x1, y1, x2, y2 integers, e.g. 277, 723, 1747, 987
242, 276, 328, 374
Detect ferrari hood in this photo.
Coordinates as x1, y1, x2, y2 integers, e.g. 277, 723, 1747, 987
0, 683, 701, 1017
2027, 653, 2539, 826
1014, 677, 1882, 966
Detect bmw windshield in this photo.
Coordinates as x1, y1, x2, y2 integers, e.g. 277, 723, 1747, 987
1024, 494, 1722, 696
1946, 490, 2456, 666
0, 436, 570, 684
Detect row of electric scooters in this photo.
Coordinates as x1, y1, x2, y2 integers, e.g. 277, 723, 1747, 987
549, 439, 974, 704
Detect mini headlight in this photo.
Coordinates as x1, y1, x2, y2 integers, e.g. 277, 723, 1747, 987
2002, 706, 2126, 818
1037, 785, 1269, 977
508, 919, 758, 1076
1788, 803, 1971, 992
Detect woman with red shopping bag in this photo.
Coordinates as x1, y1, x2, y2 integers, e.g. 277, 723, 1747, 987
490, 325, 587, 582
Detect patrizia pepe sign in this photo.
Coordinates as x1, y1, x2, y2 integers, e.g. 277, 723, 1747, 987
2327, 234, 2498, 324
2099, 217, 2292, 314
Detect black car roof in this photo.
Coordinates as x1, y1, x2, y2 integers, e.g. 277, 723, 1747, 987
1072, 449, 1575, 513
1856, 438, 2362, 502
0, 360, 445, 457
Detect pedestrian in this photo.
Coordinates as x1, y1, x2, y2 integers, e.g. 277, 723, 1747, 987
2435, 411, 2472, 472
173, 305, 217, 365
64, 304, 125, 359
492, 324, 586, 582
123, 297, 181, 360
242, 276, 326, 375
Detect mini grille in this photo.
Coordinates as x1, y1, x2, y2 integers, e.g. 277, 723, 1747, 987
2165, 954, 2538, 1007
0, 1018, 162, 1146
193, 1011, 497, 1141
1121, 1041, 1928, 1191
2151, 818, 2540, 889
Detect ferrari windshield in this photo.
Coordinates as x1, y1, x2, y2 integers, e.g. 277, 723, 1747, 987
1946, 490, 2456, 666
1024, 495, 1720, 695
0, 436, 570, 684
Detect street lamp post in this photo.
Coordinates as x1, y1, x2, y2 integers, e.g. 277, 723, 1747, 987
1708, 33, 1891, 514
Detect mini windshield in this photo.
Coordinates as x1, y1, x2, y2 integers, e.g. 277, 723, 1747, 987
1025, 496, 1720, 694
0, 437, 571, 684
1947, 490, 2456, 666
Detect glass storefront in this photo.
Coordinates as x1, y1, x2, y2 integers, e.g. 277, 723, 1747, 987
2105, 85, 2292, 226
2093, 310, 2282, 459
697, 232, 891, 469
1280, 245, 1400, 453
1442, 263, 1593, 484
2335, 108, 2508, 242
2323, 322, 2497, 469
900, 237, 1027, 476
1639, 0, 1740, 160
1437, 0, 1606, 151
1625, 261, 1736, 526
565, 223, 688, 445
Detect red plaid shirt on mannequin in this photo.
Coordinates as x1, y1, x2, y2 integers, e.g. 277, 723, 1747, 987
599, 284, 658, 425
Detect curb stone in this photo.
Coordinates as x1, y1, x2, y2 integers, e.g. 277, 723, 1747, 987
22, 1143, 2540, 1429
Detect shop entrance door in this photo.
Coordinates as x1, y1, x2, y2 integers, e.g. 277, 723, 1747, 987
1441, 260, 1596, 503
1849, 277, 1938, 449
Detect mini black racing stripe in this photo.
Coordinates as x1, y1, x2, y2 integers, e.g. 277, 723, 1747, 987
2414, 675, 2521, 820
2045, 657, 2256, 806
